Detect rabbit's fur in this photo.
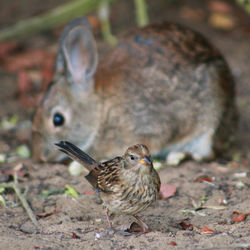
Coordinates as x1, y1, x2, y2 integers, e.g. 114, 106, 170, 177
32, 18, 237, 163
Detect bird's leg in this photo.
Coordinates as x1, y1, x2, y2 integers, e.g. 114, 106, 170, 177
133, 215, 149, 233
105, 209, 113, 228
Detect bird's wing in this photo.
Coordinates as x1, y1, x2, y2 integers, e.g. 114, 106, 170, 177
85, 157, 122, 192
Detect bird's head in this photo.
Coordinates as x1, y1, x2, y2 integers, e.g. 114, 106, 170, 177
124, 144, 152, 171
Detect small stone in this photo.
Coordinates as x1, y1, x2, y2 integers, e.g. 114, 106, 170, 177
95, 218, 102, 223
233, 172, 247, 178
68, 161, 85, 176
95, 232, 101, 240
19, 225, 37, 234
235, 181, 244, 189
0, 154, 6, 163
166, 152, 186, 166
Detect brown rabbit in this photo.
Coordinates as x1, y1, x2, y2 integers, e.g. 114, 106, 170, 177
32, 18, 237, 164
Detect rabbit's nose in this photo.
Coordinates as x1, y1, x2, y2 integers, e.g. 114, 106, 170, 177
32, 143, 55, 162
37, 150, 50, 162
32, 144, 49, 162
32, 132, 65, 162
32, 131, 50, 162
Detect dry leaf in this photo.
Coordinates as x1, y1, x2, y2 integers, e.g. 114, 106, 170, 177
37, 208, 59, 218
72, 232, 80, 239
201, 226, 216, 234
159, 184, 176, 199
208, 0, 232, 14
209, 12, 236, 30
18, 70, 32, 94
231, 161, 240, 168
0, 41, 18, 59
125, 222, 144, 233
88, 15, 100, 31
4, 164, 28, 178
41, 56, 55, 91
179, 221, 193, 230
17, 70, 38, 108
194, 175, 213, 183
168, 241, 177, 246
14, 163, 24, 171
4, 170, 27, 178
232, 211, 241, 215
4, 49, 54, 72
232, 211, 250, 222
19, 95, 37, 108
243, 160, 249, 166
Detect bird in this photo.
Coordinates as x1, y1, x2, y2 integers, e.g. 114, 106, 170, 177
55, 141, 161, 233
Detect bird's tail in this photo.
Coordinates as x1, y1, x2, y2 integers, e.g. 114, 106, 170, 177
55, 141, 96, 171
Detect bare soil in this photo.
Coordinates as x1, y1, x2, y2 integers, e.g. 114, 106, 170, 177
0, 0, 249, 249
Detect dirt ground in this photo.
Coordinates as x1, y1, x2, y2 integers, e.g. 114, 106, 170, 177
0, 0, 249, 249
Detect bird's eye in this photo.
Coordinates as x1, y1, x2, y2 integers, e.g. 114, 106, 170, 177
53, 112, 65, 127
130, 155, 135, 161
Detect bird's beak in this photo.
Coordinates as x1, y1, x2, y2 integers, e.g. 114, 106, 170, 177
139, 156, 151, 166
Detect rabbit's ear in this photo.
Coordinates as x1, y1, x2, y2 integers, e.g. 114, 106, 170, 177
61, 25, 98, 86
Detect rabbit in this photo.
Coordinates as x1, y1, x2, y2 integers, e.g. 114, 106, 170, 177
32, 17, 237, 164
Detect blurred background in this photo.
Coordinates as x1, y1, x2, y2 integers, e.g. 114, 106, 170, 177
0, 0, 249, 161
0, 1, 249, 248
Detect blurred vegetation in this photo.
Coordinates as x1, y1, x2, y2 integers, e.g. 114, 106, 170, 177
0, 0, 149, 44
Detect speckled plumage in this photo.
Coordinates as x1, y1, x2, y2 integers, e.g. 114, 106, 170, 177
55, 141, 161, 232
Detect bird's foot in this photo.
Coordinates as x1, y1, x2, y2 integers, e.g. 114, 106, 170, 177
133, 215, 150, 233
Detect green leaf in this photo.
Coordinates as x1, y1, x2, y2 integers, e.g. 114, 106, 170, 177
16, 145, 31, 159
201, 196, 209, 201
232, 152, 241, 161
0, 154, 6, 163
1, 114, 18, 130
64, 185, 79, 198
0, 187, 5, 194
180, 209, 206, 216
0, 195, 6, 207
40, 189, 65, 197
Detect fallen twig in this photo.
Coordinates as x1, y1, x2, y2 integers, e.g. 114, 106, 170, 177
0, 172, 40, 229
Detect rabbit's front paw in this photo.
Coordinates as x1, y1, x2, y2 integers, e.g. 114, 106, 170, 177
186, 129, 215, 162
166, 152, 186, 166
166, 129, 215, 165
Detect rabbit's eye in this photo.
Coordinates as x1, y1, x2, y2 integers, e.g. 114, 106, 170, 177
53, 112, 65, 127
130, 155, 135, 161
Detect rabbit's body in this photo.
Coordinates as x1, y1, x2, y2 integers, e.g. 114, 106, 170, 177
32, 20, 237, 163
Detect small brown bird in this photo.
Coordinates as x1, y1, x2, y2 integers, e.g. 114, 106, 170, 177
55, 141, 161, 232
